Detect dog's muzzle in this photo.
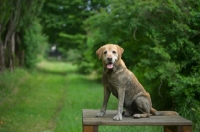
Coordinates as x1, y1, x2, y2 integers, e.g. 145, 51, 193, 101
106, 57, 114, 69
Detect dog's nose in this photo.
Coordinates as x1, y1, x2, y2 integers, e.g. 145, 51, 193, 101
107, 57, 112, 61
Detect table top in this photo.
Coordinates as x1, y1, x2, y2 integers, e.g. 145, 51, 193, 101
82, 109, 192, 126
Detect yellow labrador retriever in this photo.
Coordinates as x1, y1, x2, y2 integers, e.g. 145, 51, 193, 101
96, 44, 178, 121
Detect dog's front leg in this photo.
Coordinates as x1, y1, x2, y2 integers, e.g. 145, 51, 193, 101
96, 86, 111, 117
113, 89, 125, 121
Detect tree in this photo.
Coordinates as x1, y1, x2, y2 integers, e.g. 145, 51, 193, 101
40, 0, 108, 53
0, 0, 19, 72
0, 0, 45, 72
19, 0, 46, 68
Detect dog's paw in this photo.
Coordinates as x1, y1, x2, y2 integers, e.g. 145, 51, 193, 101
133, 114, 141, 118
96, 111, 105, 117
113, 113, 122, 121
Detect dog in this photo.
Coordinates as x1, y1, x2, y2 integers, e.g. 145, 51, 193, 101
96, 44, 178, 121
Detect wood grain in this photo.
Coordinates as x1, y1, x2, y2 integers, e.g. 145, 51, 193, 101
82, 109, 192, 126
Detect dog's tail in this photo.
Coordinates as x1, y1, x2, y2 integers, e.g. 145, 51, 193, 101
150, 107, 178, 116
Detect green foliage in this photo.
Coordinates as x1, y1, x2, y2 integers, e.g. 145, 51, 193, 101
23, 19, 48, 68
40, 0, 108, 58
19, 0, 46, 68
84, 0, 200, 131
41, 0, 88, 49
0, 0, 46, 71
0, 0, 12, 33
59, 32, 86, 48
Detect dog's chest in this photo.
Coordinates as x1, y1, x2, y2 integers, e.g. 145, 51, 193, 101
102, 71, 141, 99
102, 74, 126, 97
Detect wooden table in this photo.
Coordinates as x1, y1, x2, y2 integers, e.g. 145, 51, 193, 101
82, 109, 192, 132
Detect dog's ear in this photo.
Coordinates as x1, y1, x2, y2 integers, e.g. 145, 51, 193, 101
117, 45, 124, 58
96, 46, 103, 59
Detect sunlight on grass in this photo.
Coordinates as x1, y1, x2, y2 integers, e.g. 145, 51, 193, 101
37, 60, 77, 73
0, 60, 163, 132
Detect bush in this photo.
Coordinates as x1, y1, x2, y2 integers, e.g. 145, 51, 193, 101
23, 19, 48, 68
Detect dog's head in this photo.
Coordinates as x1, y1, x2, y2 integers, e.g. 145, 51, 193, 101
96, 44, 124, 69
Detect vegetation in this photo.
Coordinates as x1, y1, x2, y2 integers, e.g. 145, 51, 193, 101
0, 0, 199, 131
0, 0, 46, 72
40, 0, 107, 52
0, 60, 162, 132
83, 0, 200, 131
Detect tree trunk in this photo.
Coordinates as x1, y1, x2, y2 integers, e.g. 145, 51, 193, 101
0, 24, 5, 73
15, 32, 24, 67
0, 38, 5, 73
8, 32, 15, 72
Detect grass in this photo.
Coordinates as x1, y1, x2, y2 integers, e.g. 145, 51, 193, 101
0, 60, 162, 132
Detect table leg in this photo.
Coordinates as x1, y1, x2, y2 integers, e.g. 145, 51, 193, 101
164, 125, 192, 132
83, 125, 98, 132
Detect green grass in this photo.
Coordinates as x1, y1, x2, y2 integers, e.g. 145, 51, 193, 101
0, 60, 162, 132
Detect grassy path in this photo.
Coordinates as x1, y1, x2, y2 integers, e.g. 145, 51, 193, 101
0, 60, 162, 132
0, 61, 71, 131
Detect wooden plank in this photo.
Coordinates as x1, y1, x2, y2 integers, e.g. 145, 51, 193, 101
83, 125, 98, 132
164, 126, 177, 132
182, 126, 192, 132
164, 126, 192, 132
83, 109, 192, 126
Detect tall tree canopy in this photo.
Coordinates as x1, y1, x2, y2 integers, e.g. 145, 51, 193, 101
41, 0, 107, 51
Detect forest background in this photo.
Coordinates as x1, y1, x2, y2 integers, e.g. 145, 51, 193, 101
0, 0, 200, 131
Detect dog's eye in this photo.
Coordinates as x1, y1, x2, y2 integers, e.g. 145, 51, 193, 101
104, 51, 107, 54
112, 51, 116, 54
